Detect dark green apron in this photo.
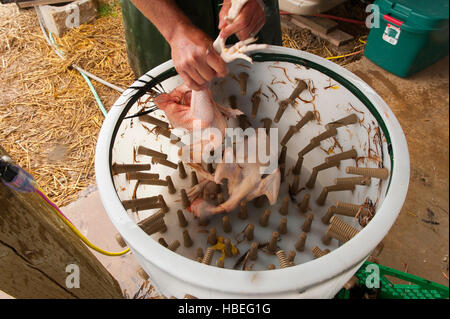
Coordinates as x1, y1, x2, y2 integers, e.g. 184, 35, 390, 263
121, 0, 282, 77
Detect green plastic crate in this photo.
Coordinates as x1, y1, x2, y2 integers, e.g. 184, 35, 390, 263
365, 0, 449, 77
336, 261, 450, 299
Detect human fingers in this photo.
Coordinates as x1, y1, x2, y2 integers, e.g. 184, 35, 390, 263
246, 14, 265, 39
218, 0, 232, 29
193, 55, 217, 83
173, 51, 205, 91
205, 49, 229, 78
178, 70, 204, 91
220, 0, 265, 39
186, 64, 209, 89
220, 11, 252, 40
235, 10, 260, 40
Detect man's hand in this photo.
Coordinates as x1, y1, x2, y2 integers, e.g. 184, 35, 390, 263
130, 0, 229, 91
218, 0, 266, 41
170, 26, 228, 91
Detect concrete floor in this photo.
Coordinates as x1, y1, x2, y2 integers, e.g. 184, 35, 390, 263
58, 188, 153, 298
346, 56, 449, 286
1, 56, 447, 299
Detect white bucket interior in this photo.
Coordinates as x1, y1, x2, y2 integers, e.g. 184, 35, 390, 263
95, 46, 409, 298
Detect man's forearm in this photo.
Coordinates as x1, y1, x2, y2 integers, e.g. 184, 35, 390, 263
130, 0, 194, 43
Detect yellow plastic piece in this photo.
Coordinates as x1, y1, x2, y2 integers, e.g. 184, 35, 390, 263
210, 236, 239, 262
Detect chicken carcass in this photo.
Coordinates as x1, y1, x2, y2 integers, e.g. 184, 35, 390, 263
154, 85, 243, 159
154, 0, 280, 217
154, 85, 242, 133
188, 129, 281, 218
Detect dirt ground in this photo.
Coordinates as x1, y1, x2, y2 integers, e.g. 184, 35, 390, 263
0, 2, 133, 206
346, 57, 449, 287
282, 0, 369, 65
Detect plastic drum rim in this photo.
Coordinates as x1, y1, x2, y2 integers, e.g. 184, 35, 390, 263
95, 45, 409, 296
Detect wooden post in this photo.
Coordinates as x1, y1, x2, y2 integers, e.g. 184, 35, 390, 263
0, 146, 123, 299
